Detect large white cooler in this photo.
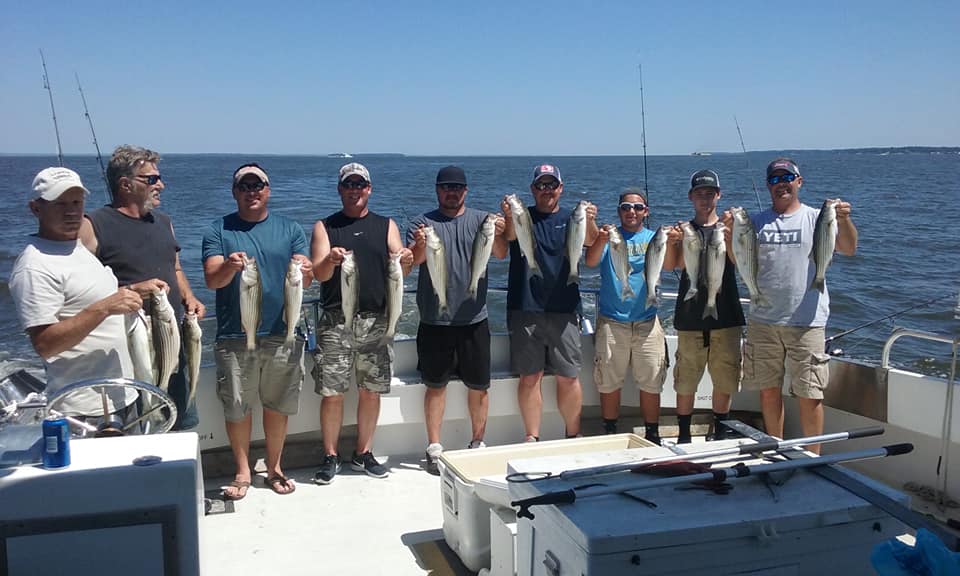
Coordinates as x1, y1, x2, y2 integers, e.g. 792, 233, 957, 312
438, 433, 659, 573
508, 450, 909, 575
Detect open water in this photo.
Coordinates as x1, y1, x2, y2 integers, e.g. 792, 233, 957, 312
1, 151, 958, 378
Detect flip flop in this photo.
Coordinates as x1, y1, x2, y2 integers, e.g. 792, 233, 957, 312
222, 479, 251, 501
267, 474, 296, 495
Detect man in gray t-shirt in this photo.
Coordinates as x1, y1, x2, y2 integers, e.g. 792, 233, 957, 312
723, 157, 858, 453
407, 166, 505, 474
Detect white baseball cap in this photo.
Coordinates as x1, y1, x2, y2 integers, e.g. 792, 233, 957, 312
32, 167, 90, 201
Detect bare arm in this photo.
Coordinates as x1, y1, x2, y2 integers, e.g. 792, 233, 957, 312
78, 217, 98, 255
27, 288, 142, 359
408, 224, 427, 266
584, 203, 599, 246
492, 197, 513, 259
663, 225, 683, 270
719, 210, 736, 265
585, 226, 610, 268
388, 219, 415, 276
203, 252, 245, 289
834, 200, 858, 256
310, 220, 336, 282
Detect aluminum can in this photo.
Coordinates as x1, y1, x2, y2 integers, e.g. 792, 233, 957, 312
42, 415, 71, 468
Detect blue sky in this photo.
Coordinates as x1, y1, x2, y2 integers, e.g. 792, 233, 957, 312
2, 1, 957, 156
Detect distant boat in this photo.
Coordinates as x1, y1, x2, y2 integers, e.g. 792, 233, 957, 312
692, 151, 712, 156
328, 153, 353, 158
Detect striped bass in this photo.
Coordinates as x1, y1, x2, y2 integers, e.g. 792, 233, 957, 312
680, 221, 702, 302
384, 252, 403, 339
340, 251, 358, 334
565, 200, 587, 285
181, 312, 201, 405
606, 225, 634, 301
150, 290, 180, 391
643, 226, 668, 309
240, 256, 262, 351
467, 213, 497, 300
810, 199, 839, 293
284, 259, 303, 346
505, 194, 542, 277
702, 223, 727, 320
731, 207, 765, 307
125, 310, 154, 385
424, 226, 448, 316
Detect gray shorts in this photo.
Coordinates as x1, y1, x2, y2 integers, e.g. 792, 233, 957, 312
215, 335, 304, 422
312, 309, 393, 397
508, 310, 582, 378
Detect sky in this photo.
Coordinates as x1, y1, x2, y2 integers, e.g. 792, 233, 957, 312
2, 1, 957, 156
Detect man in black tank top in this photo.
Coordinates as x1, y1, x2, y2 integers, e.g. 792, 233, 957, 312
78, 145, 206, 431
309, 163, 413, 483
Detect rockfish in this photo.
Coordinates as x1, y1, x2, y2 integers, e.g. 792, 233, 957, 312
424, 226, 449, 315
702, 223, 727, 320
505, 194, 541, 277
606, 225, 634, 301
643, 226, 668, 310
240, 256, 261, 351
680, 221, 702, 302
566, 201, 588, 285
340, 251, 358, 334
181, 312, 202, 405
125, 310, 154, 385
467, 214, 497, 300
284, 259, 303, 346
150, 290, 180, 391
731, 207, 765, 307
810, 199, 839, 293
384, 252, 403, 339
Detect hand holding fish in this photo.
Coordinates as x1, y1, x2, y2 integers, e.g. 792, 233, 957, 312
99, 287, 143, 315
328, 247, 351, 267
127, 278, 169, 298
666, 224, 683, 246
410, 224, 427, 249
396, 247, 414, 269
596, 224, 612, 244
292, 254, 313, 282
584, 202, 598, 222
493, 214, 505, 236
225, 251, 247, 273
833, 199, 852, 220
183, 295, 206, 318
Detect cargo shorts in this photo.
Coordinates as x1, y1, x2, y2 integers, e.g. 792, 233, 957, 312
593, 315, 667, 394
673, 326, 743, 396
742, 323, 830, 399
312, 309, 393, 397
215, 335, 304, 422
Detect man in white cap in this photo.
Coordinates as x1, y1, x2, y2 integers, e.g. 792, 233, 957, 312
10, 167, 142, 417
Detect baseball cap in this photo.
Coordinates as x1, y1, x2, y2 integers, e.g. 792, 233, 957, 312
436, 165, 467, 186
766, 158, 800, 178
689, 169, 720, 192
620, 186, 648, 203
233, 165, 270, 186
339, 162, 370, 184
531, 164, 562, 184
32, 167, 89, 201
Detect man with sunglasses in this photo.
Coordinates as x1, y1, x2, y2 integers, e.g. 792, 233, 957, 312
407, 166, 506, 474
310, 163, 414, 483
586, 188, 668, 443
80, 145, 206, 430
202, 163, 314, 499
723, 158, 857, 453
663, 170, 745, 443
494, 164, 598, 442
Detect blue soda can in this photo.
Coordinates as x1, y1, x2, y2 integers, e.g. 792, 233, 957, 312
42, 415, 71, 468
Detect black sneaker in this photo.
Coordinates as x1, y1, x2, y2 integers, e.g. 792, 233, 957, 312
313, 454, 341, 485
351, 451, 388, 478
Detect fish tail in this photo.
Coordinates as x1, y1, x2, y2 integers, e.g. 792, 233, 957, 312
811, 277, 825, 293
684, 287, 698, 302
567, 272, 579, 286
702, 303, 718, 320
246, 331, 256, 351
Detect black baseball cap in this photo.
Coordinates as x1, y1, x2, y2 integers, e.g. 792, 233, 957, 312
436, 165, 467, 186
689, 169, 720, 193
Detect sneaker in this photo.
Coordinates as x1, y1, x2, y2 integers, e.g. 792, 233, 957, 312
313, 454, 341, 485
425, 443, 443, 476
524, 435, 539, 443
467, 439, 486, 449
352, 450, 388, 478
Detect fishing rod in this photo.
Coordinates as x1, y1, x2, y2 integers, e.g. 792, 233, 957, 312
638, 63, 649, 198
734, 115, 762, 211
76, 72, 110, 203
511, 443, 914, 519
824, 292, 958, 349
39, 49, 64, 167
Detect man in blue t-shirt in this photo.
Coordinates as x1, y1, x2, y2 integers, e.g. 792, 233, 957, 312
585, 187, 667, 444
493, 164, 598, 442
202, 163, 314, 500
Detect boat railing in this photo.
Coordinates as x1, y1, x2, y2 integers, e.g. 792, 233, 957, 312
880, 327, 960, 370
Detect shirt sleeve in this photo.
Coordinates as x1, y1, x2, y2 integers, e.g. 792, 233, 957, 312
9, 266, 65, 330
201, 219, 224, 262
291, 221, 309, 257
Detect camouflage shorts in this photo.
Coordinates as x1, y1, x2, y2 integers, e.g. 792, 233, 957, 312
311, 309, 393, 396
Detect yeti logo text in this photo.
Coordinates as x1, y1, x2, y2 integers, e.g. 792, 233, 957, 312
760, 229, 801, 245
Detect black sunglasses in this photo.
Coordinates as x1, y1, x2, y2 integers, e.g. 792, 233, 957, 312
134, 174, 162, 185
619, 202, 647, 212
533, 180, 560, 191
341, 179, 369, 190
236, 181, 267, 193
439, 183, 466, 192
767, 173, 799, 185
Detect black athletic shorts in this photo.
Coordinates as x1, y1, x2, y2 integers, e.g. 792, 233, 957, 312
416, 319, 491, 390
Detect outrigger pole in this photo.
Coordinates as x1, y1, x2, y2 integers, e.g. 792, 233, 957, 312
734, 115, 763, 210
76, 72, 110, 203
39, 49, 64, 167
638, 62, 649, 198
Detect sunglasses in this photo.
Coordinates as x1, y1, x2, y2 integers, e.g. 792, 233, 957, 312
134, 174, 162, 185
439, 183, 466, 192
236, 181, 267, 193
619, 202, 647, 212
533, 180, 560, 191
340, 179, 369, 190
767, 173, 799, 185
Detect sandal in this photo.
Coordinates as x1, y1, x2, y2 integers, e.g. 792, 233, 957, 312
267, 474, 296, 495
222, 479, 251, 501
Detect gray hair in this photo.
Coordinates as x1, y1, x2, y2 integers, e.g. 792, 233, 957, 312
107, 145, 161, 198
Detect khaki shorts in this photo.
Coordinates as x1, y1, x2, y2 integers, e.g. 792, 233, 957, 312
742, 323, 829, 399
312, 309, 393, 397
215, 335, 304, 422
593, 315, 667, 394
673, 327, 743, 396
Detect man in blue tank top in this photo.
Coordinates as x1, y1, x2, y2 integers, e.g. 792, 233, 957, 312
202, 163, 314, 499
79, 145, 206, 430
310, 163, 413, 483
493, 164, 598, 442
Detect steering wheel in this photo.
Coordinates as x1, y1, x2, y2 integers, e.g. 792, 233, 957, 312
46, 377, 178, 437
